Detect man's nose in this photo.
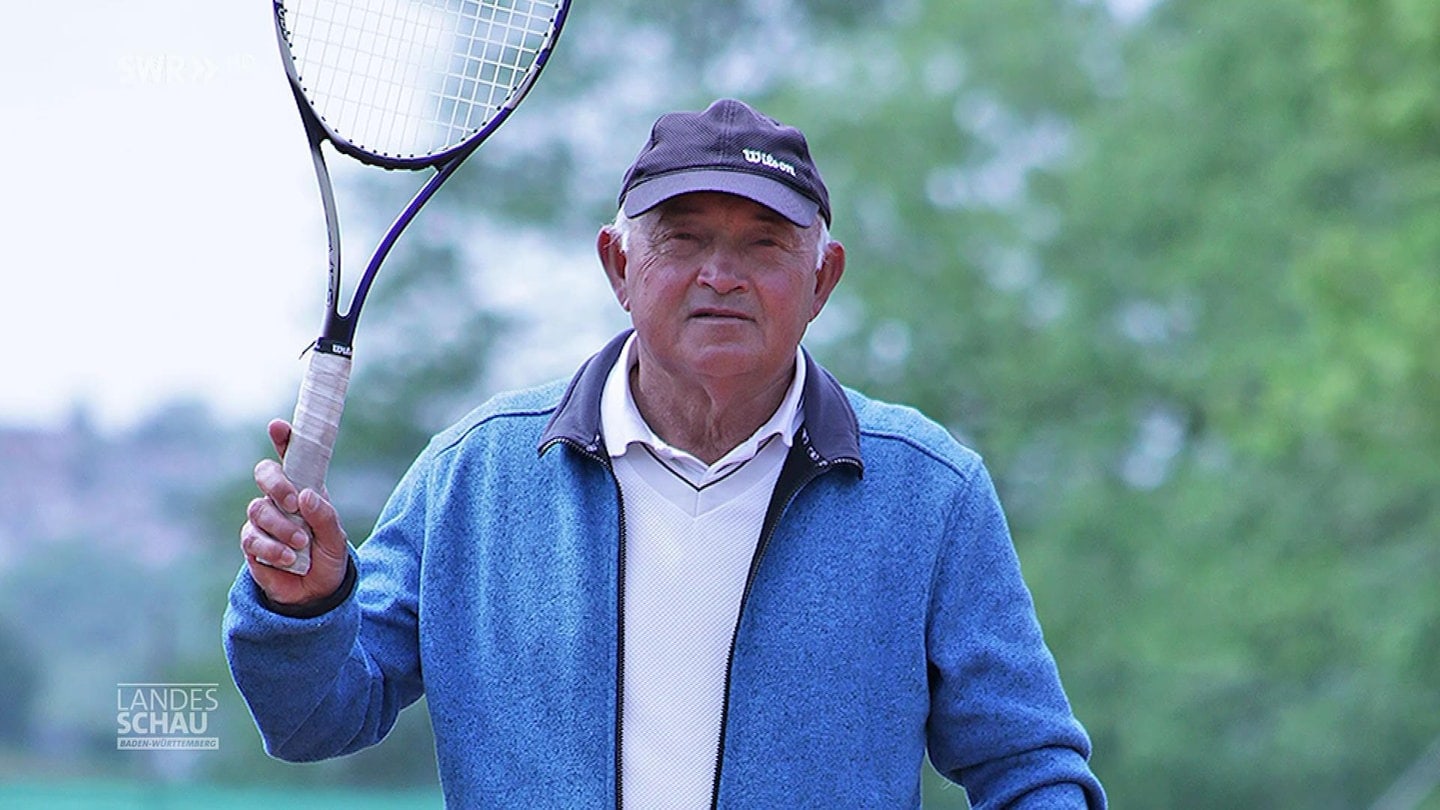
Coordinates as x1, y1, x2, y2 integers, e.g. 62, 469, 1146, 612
696, 247, 746, 294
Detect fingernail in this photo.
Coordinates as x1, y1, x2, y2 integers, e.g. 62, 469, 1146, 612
292, 530, 308, 549
283, 494, 299, 513
280, 548, 296, 566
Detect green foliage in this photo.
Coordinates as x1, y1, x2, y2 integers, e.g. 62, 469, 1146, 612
789, 0, 1440, 806
0, 620, 39, 744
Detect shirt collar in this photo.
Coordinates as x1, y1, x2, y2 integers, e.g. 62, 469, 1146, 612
539, 329, 863, 477
599, 333, 806, 484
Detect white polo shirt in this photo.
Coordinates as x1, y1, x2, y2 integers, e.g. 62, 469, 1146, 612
599, 335, 804, 809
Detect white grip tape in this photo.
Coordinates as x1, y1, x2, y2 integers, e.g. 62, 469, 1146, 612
275, 350, 352, 575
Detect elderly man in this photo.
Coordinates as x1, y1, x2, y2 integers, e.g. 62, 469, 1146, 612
226, 98, 1106, 808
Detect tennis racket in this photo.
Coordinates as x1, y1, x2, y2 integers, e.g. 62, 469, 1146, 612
269, 0, 570, 574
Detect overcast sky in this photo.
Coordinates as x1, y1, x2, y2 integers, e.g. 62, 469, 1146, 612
0, 3, 329, 430
0, 1, 635, 438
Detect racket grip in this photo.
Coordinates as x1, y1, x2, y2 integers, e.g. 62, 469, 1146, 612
275, 349, 352, 575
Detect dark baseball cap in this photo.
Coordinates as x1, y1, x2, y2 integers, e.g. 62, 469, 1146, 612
618, 98, 832, 227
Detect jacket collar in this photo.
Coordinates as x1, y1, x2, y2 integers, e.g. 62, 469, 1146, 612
538, 330, 863, 473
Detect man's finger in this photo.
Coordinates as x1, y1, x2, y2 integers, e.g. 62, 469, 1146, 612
241, 521, 298, 570
254, 459, 300, 514
268, 418, 292, 460
247, 497, 309, 550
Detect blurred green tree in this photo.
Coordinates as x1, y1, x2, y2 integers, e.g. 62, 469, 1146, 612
766, 0, 1440, 806
0, 620, 39, 745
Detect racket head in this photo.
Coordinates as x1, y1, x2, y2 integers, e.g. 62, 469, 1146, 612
274, 0, 570, 169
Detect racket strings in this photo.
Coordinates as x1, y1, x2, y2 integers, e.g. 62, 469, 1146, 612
283, 0, 561, 159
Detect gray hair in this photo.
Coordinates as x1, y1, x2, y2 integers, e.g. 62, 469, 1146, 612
611, 208, 831, 271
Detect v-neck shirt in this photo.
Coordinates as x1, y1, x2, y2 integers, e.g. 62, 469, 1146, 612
599, 335, 804, 809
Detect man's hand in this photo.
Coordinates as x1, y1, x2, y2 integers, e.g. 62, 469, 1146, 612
240, 419, 350, 608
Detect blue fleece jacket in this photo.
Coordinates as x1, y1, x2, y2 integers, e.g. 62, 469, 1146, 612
224, 332, 1105, 808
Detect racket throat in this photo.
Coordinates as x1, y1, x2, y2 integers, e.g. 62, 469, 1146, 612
316, 301, 358, 356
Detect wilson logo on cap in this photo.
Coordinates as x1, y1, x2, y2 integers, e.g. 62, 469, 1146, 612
619, 99, 831, 226
741, 149, 797, 177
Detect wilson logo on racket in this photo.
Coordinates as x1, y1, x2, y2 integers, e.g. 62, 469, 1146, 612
741, 149, 797, 177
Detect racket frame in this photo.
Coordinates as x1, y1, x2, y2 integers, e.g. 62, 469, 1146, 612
266, 0, 570, 573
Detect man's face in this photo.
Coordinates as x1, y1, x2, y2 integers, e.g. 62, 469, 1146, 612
600, 192, 844, 392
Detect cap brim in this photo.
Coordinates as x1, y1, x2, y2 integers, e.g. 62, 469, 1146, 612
621, 169, 820, 227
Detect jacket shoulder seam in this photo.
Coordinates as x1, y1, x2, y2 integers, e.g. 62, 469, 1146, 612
433, 404, 558, 456
856, 426, 980, 484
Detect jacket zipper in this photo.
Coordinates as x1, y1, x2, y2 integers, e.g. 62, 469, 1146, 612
610, 462, 627, 810
705, 496, 796, 809
707, 443, 859, 808
545, 435, 627, 810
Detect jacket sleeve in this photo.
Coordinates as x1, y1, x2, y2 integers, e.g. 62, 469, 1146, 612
221, 459, 429, 763
925, 462, 1107, 809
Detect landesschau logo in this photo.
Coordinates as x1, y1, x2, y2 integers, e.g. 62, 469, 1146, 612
116, 683, 220, 750
741, 149, 796, 177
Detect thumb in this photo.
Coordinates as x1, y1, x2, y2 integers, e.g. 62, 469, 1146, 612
297, 488, 349, 572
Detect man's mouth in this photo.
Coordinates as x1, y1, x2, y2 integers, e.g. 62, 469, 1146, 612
691, 307, 750, 320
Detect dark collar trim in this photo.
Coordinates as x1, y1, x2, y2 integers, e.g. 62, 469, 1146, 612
537, 330, 863, 474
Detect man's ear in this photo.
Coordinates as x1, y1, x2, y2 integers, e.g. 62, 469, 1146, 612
809, 239, 846, 321
597, 225, 630, 312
